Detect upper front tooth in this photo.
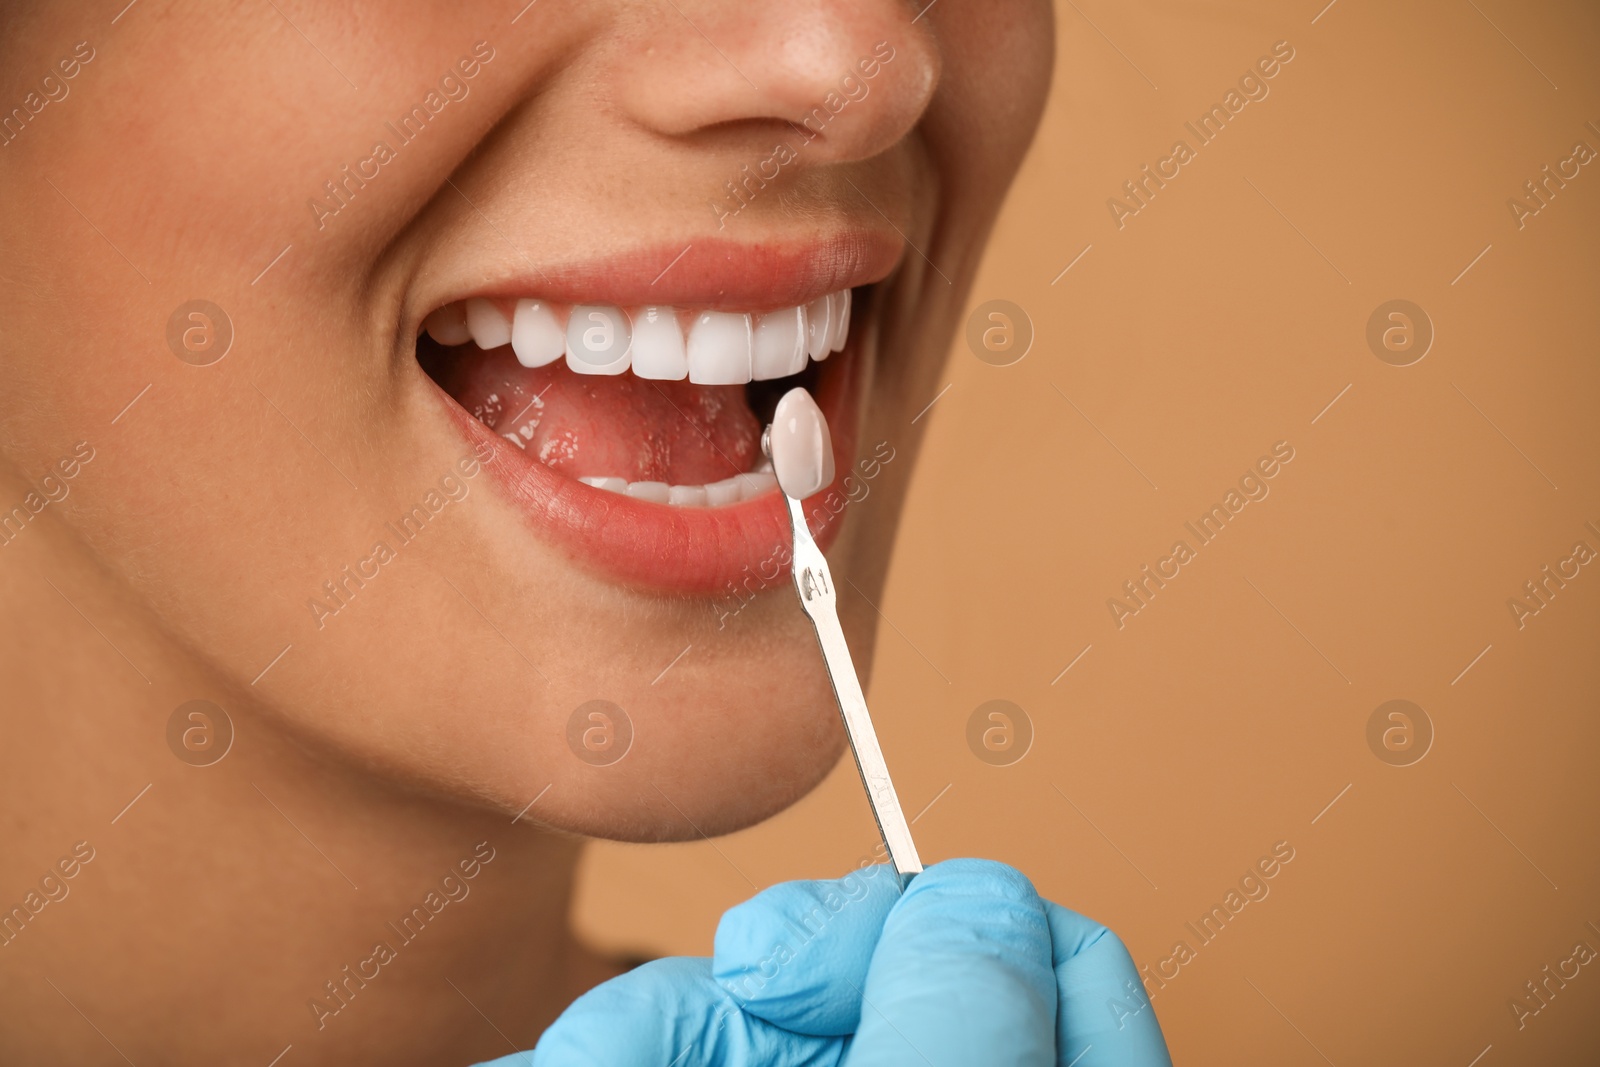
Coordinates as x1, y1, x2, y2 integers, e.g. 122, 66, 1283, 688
828, 290, 851, 352
567, 305, 632, 375
423, 303, 471, 346
805, 295, 832, 360
687, 311, 753, 384
512, 299, 567, 367
631, 306, 689, 380
753, 306, 808, 381
465, 298, 512, 349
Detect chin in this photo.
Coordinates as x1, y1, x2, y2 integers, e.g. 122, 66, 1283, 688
347, 236, 903, 841
480, 576, 872, 843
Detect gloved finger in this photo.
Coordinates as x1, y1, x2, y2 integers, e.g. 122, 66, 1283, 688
1046, 902, 1173, 1067
712, 862, 902, 1036
844, 859, 1057, 1067
473, 957, 845, 1067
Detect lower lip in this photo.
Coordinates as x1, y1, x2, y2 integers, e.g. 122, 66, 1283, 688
427, 343, 859, 597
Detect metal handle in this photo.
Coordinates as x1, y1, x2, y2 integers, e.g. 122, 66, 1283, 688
786, 495, 923, 886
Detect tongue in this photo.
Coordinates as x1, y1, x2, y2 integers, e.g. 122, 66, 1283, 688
430, 345, 760, 484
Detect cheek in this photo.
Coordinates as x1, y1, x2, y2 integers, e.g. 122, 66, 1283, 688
923, 0, 1054, 194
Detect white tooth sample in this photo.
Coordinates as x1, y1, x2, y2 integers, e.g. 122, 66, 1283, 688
687, 311, 753, 385
625, 481, 670, 503
735, 471, 778, 500
465, 298, 512, 349
752, 306, 808, 381
667, 484, 709, 507
828, 289, 851, 352
769, 386, 835, 500
704, 477, 744, 506
630, 306, 689, 380
423, 304, 471, 345
804, 295, 832, 360
578, 475, 628, 493
566, 305, 632, 375
512, 299, 567, 368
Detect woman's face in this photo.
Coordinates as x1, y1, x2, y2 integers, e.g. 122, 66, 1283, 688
1, 1, 1052, 838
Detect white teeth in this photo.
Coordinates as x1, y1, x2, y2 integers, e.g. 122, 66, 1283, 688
575, 469, 779, 506
436, 288, 854, 379
805, 295, 832, 360
704, 478, 743, 506
624, 481, 670, 503
512, 299, 566, 368
465, 298, 512, 349
828, 290, 851, 353
424, 304, 472, 346
667, 484, 709, 507
630, 306, 689, 380
687, 311, 754, 385
567, 305, 632, 375
733, 471, 778, 498
752, 306, 808, 381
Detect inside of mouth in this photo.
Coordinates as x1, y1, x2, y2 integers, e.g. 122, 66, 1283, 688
417, 320, 827, 495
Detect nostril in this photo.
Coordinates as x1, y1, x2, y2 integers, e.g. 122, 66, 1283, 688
614, 5, 940, 164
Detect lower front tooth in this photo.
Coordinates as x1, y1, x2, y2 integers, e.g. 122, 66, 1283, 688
567, 305, 632, 375
667, 484, 709, 507
704, 476, 744, 506
512, 299, 566, 368
687, 311, 753, 385
579, 475, 628, 493
735, 471, 778, 500
625, 481, 670, 503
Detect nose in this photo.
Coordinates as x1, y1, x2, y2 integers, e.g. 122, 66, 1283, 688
614, 0, 941, 166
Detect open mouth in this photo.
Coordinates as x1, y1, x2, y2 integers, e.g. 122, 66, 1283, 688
416, 260, 878, 596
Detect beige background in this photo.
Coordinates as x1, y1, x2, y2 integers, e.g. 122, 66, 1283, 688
577, 2, 1600, 1063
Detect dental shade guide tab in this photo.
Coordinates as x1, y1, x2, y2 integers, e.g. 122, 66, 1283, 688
765, 387, 922, 889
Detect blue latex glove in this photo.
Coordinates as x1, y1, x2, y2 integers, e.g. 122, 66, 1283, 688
476, 859, 1171, 1067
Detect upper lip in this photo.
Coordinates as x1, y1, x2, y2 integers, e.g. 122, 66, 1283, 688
414, 231, 903, 319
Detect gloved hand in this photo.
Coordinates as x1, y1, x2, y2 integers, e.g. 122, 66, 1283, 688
476, 858, 1172, 1067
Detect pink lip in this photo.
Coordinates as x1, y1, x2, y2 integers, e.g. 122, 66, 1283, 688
440, 232, 902, 311
430, 343, 859, 596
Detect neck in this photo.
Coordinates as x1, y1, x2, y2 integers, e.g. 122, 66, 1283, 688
0, 531, 609, 1065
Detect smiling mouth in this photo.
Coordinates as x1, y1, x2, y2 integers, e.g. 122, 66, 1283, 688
419, 289, 851, 506
414, 243, 887, 596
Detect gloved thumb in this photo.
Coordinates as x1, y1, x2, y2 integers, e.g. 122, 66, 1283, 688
845, 858, 1057, 1067
712, 862, 902, 1036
